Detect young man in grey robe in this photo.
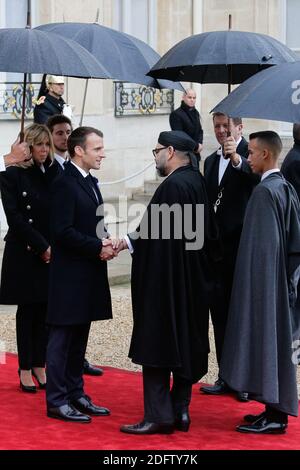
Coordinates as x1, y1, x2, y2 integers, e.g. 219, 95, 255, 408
220, 131, 300, 434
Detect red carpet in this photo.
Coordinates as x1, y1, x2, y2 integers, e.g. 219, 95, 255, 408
0, 353, 299, 450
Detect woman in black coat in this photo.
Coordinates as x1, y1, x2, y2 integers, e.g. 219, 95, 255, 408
0, 124, 54, 392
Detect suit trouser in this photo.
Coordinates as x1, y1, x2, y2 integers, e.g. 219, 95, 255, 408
143, 366, 192, 424
210, 245, 237, 366
46, 323, 90, 408
16, 303, 48, 370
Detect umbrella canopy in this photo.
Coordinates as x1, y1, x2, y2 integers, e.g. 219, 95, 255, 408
211, 61, 300, 124
0, 27, 111, 138
148, 30, 297, 84
0, 27, 110, 78
35, 22, 183, 91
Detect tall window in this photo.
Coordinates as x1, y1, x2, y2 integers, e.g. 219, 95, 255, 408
286, 0, 300, 58
114, 0, 157, 48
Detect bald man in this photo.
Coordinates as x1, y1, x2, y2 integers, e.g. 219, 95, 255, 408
169, 89, 203, 166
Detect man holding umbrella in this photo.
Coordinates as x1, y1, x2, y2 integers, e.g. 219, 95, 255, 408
200, 112, 259, 402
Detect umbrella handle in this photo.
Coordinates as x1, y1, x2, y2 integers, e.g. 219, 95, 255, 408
20, 73, 27, 143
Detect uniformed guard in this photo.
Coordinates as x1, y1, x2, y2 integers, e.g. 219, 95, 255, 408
34, 75, 73, 125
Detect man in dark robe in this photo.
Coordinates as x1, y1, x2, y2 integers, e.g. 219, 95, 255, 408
220, 131, 300, 434
116, 130, 219, 435
281, 123, 300, 343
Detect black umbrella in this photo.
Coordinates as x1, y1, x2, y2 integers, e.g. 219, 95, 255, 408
211, 61, 300, 124
148, 28, 296, 92
0, 27, 111, 138
35, 22, 185, 125
35, 22, 183, 91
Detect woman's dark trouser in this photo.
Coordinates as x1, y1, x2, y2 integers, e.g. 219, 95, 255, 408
16, 302, 48, 370
143, 366, 192, 424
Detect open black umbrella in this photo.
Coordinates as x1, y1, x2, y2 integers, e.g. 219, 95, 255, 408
0, 27, 111, 138
148, 28, 296, 92
211, 61, 300, 124
35, 22, 183, 91
35, 22, 184, 124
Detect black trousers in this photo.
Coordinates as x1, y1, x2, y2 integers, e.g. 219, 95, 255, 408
265, 405, 288, 424
46, 323, 90, 408
210, 242, 237, 366
143, 366, 192, 424
16, 303, 48, 370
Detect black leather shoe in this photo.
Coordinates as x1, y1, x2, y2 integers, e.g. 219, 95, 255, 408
244, 411, 266, 423
200, 379, 230, 395
175, 411, 191, 432
120, 420, 174, 435
237, 416, 287, 434
83, 360, 103, 376
71, 395, 110, 416
236, 392, 249, 402
47, 404, 91, 423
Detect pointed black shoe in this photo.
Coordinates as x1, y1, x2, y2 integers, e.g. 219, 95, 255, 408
237, 416, 287, 434
32, 369, 46, 389
18, 369, 37, 393
120, 420, 174, 435
83, 360, 103, 376
236, 392, 249, 402
71, 395, 110, 416
20, 381, 37, 393
175, 411, 191, 432
200, 379, 230, 395
47, 404, 91, 423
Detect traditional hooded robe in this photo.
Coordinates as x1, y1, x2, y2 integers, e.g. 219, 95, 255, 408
220, 172, 300, 416
128, 131, 220, 383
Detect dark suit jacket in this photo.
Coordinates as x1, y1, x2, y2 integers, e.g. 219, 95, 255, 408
281, 142, 300, 201
204, 137, 258, 254
169, 102, 203, 145
47, 161, 112, 325
0, 164, 51, 304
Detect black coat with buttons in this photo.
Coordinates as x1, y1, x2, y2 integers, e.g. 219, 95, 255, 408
0, 164, 52, 304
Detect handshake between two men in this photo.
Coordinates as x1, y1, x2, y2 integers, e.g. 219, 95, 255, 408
99, 237, 128, 261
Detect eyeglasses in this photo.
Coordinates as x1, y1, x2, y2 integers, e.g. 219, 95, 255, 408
152, 147, 168, 158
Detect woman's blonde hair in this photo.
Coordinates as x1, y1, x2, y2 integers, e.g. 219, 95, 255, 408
15, 124, 55, 169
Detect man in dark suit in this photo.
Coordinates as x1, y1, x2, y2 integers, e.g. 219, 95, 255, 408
200, 112, 259, 401
281, 123, 300, 200
46, 114, 104, 377
169, 89, 203, 166
46, 127, 114, 423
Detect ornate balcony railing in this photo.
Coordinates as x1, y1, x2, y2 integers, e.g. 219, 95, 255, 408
0, 81, 175, 120
0, 81, 41, 120
114, 82, 174, 117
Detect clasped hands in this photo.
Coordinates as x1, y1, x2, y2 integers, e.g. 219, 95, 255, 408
99, 237, 128, 261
